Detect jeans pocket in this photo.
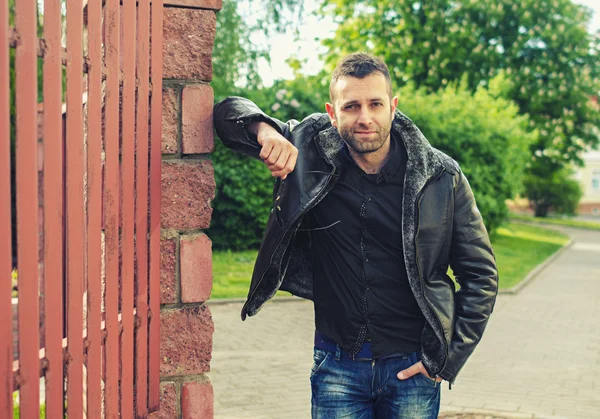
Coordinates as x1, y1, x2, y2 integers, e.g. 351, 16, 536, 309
414, 373, 438, 388
310, 349, 330, 378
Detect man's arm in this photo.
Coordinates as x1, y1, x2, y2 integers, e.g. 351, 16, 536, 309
213, 96, 298, 179
441, 171, 499, 382
248, 122, 298, 180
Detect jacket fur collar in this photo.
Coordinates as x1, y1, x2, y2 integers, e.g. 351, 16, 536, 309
313, 110, 459, 374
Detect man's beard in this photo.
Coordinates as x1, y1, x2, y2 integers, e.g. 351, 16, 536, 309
338, 117, 393, 155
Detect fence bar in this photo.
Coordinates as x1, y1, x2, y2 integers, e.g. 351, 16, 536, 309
104, 0, 121, 416
65, 0, 86, 416
15, 0, 40, 416
135, 0, 150, 414
86, 0, 104, 416
43, 0, 65, 415
121, 0, 137, 416
0, 0, 13, 416
148, 0, 163, 410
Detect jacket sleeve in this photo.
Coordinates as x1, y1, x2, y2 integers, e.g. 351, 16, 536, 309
213, 96, 300, 160
440, 171, 498, 383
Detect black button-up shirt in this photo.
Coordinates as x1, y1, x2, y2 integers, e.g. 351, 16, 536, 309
307, 134, 425, 357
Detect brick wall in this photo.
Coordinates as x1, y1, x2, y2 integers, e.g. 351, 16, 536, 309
577, 202, 600, 216
156, 1, 221, 417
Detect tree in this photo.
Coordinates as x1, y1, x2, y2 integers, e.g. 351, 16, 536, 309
210, 0, 306, 249
523, 166, 583, 217
319, 0, 600, 213
397, 76, 536, 233
212, 0, 305, 101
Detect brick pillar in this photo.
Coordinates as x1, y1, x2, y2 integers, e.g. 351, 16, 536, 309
156, 1, 221, 417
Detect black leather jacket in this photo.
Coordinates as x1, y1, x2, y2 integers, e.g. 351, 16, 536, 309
214, 96, 498, 384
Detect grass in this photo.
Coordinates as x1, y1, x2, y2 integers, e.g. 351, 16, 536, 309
212, 250, 291, 299
213, 222, 571, 299
212, 250, 259, 299
510, 214, 600, 231
493, 222, 569, 289
13, 393, 46, 418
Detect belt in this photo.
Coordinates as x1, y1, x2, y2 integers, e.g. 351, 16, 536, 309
314, 331, 373, 360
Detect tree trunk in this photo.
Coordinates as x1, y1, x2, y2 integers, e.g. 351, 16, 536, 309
534, 203, 550, 217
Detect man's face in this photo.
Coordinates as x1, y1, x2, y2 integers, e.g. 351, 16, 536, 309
326, 73, 398, 155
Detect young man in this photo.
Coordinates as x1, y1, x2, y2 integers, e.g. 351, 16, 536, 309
213, 53, 498, 418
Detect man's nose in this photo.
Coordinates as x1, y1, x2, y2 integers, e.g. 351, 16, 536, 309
357, 107, 373, 125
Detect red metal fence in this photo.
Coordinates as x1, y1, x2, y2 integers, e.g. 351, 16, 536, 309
1, 0, 163, 417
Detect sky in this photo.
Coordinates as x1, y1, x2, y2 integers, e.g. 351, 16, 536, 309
256, 0, 600, 87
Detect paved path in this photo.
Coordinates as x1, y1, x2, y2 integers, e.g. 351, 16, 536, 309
207, 228, 600, 418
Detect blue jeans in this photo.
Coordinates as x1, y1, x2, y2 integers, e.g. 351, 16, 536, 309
310, 347, 441, 419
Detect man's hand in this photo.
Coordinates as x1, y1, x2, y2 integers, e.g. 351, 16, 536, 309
248, 121, 298, 180
397, 361, 443, 383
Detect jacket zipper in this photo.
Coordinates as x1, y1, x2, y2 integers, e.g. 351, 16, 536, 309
241, 167, 336, 316
414, 167, 450, 381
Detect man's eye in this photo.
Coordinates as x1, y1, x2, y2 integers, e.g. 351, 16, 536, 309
345, 105, 356, 110
372, 102, 382, 107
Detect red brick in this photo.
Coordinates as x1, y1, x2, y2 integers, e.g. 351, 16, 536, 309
161, 237, 177, 305
578, 202, 600, 216
182, 85, 214, 155
181, 381, 214, 419
162, 87, 179, 155
160, 305, 214, 376
164, 0, 222, 10
155, 382, 178, 419
161, 160, 215, 230
163, 9, 216, 81
180, 234, 212, 303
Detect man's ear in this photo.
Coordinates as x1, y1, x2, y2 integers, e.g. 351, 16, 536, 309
391, 96, 398, 113
325, 102, 336, 127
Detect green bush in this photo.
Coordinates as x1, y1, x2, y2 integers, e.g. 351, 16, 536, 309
210, 74, 329, 250
210, 140, 275, 250
211, 74, 535, 249
12, 393, 46, 418
523, 166, 583, 217
397, 76, 536, 233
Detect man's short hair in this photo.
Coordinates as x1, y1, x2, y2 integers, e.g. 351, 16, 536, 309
329, 52, 393, 103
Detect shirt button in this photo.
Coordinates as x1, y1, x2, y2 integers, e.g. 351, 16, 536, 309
366, 287, 370, 291
367, 197, 372, 202
365, 258, 369, 262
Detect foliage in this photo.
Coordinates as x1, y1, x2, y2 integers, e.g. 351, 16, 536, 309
263, 70, 330, 121
523, 166, 583, 217
210, 0, 313, 250
211, 73, 532, 247
210, 140, 275, 250
212, 0, 306, 100
319, 0, 600, 205
210, 71, 330, 250
397, 76, 536, 233
212, 0, 265, 100
12, 393, 47, 418
210, 0, 271, 250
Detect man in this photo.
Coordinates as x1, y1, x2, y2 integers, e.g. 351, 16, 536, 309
214, 53, 498, 418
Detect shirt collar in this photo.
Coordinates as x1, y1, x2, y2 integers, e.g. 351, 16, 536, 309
342, 133, 406, 185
